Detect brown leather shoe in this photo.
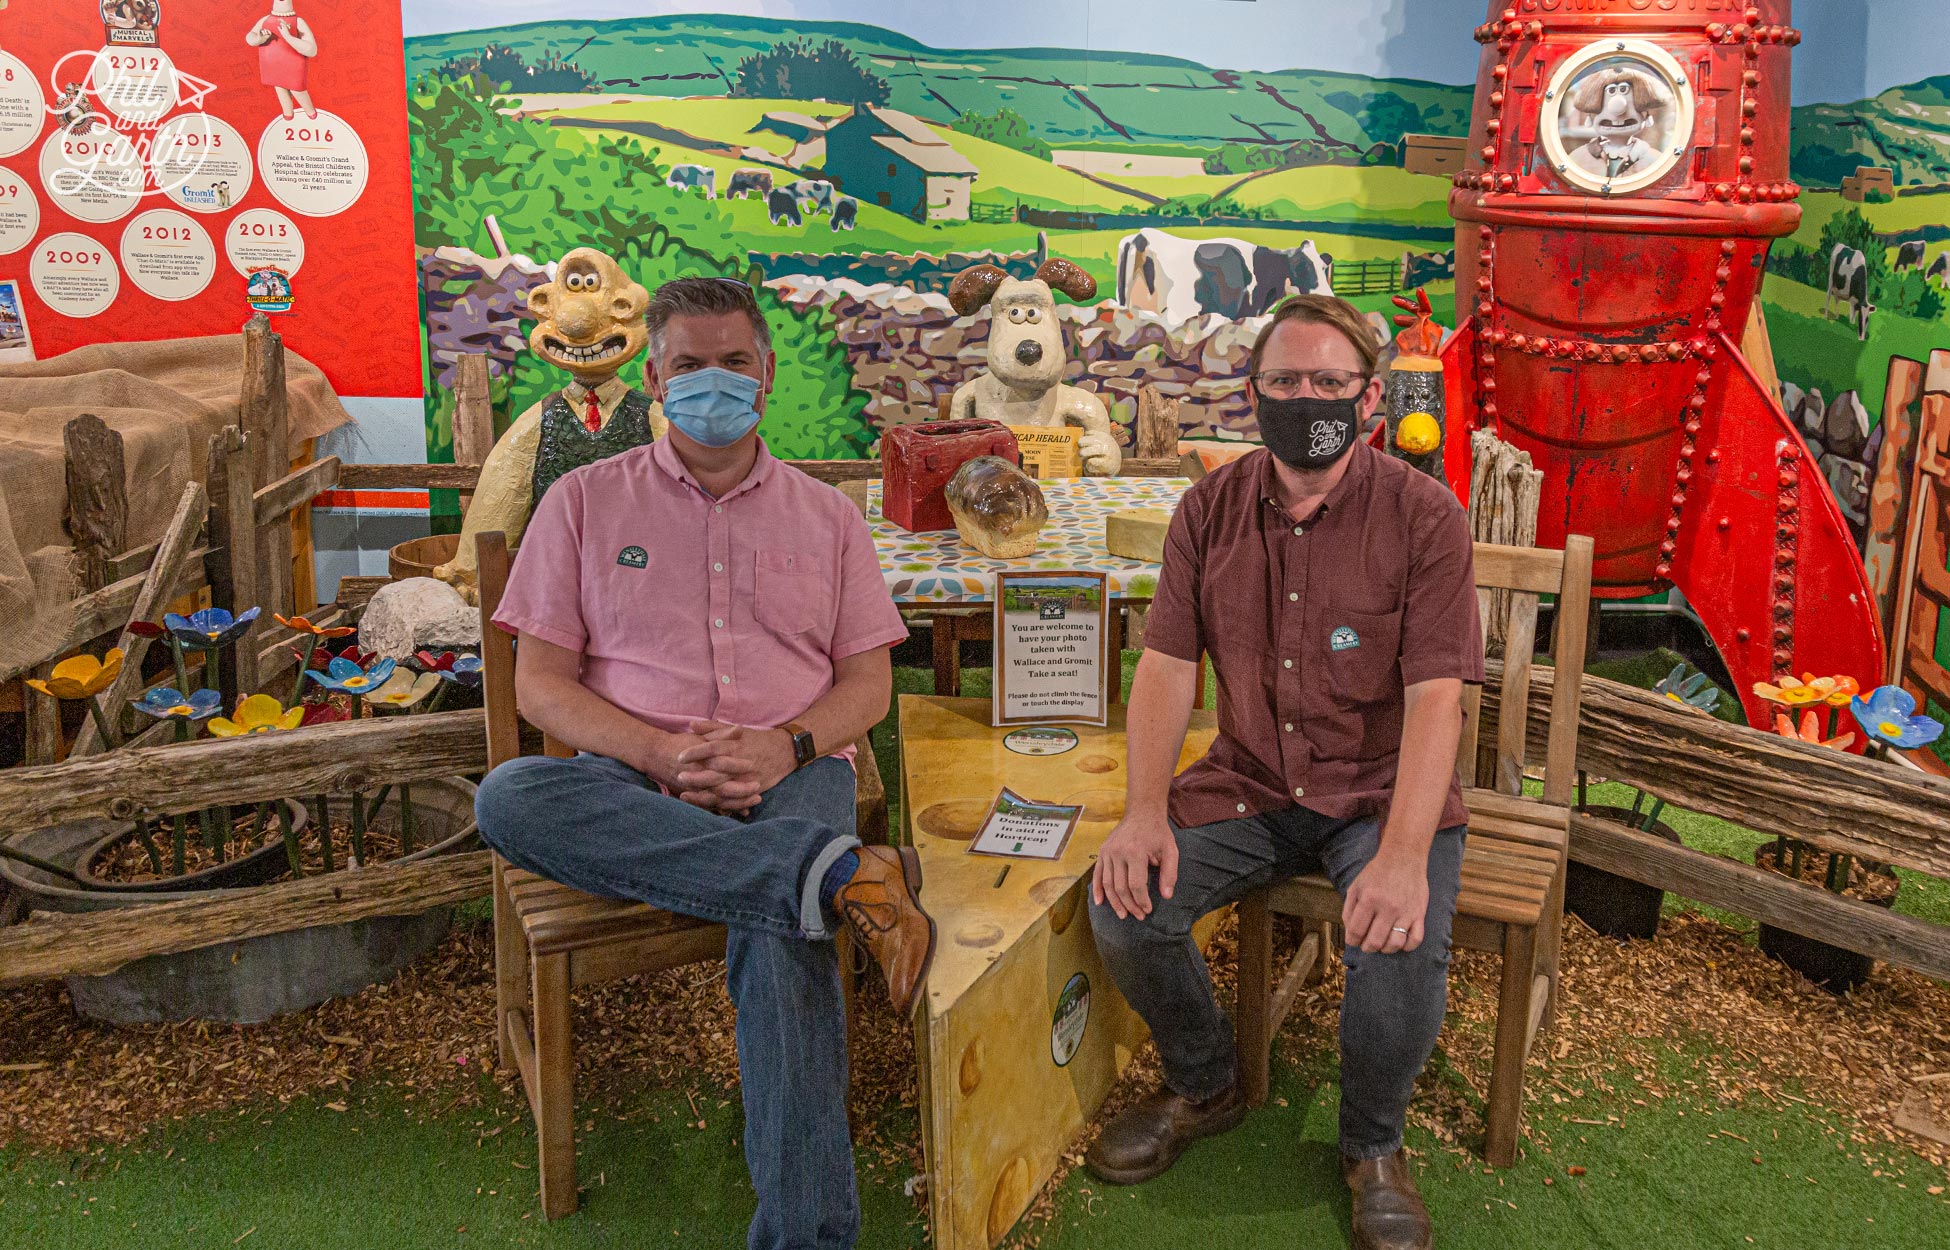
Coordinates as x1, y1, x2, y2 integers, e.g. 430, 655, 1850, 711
1342, 1150, 1432, 1250
834, 845, 936, 1017
1083, 1083, 1245, 1185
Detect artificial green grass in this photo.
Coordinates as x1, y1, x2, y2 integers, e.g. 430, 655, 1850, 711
5, 1040, 1945, 1249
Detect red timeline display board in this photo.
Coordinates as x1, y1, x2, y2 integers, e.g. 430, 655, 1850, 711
0, 0, 417, 397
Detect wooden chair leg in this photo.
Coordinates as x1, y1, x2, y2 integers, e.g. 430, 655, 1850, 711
491, 857, 527, 1074
1485, 923, 1537, 1167
1234, 889, 1274, 1107
1305, 919, 1336, 986
1535, 862, 1568, 1034
533, 952, 579, 1219
931, 613, 961, 697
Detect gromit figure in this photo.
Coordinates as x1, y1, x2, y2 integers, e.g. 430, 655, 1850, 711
947, 258, 1121, 476
436, 247, 663, 602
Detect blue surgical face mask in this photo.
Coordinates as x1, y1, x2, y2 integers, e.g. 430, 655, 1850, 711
661, 367, 763, 448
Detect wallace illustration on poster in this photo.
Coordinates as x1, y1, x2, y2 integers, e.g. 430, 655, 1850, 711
0, 279, 35, 363
991, 569, 1109, 728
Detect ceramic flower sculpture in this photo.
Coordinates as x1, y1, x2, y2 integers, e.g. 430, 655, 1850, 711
946, 258, 1120, 475
943, 456, 1050, 559
1850, 685, 1945, 753
436, 247, 663, 602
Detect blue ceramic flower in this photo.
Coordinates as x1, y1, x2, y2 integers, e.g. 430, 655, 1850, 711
130, 687, 223, 723
304, 655, 396, 695
164, 606, 261, 649
1850, 685, 1945, 750
1653, 662, 1720, 715
438, 655, 484, 688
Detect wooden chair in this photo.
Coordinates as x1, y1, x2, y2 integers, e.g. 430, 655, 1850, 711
475, 531, 888, 1218
1232, 534, 1594, 1167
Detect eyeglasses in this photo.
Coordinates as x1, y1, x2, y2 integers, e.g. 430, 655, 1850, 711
1251, 369, 1371, 400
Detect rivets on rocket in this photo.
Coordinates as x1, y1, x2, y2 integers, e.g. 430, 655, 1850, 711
1497, 173, 1516, 191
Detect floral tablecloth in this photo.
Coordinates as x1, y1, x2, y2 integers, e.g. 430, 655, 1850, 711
869, 477, 1193, 605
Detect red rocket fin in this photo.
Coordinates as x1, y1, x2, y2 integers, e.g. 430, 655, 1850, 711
1667, 334, 1887, 735
1439, 321, 1478, 506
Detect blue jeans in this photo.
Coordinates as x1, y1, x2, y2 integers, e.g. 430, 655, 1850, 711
1090, 808, 1465, 1160
475, 752, 863, 1250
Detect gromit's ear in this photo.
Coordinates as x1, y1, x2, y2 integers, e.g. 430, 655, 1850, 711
1033, 257, 1097, 302
948, 264, 1009, 317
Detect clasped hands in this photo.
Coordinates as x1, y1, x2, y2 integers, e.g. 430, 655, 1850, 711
662, 719, 797, 814
1092, 810, 1431, 953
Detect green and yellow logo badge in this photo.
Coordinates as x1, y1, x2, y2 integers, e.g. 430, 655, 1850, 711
617, 545, 648, 569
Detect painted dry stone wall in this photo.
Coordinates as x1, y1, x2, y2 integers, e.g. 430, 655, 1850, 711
767, 274, 1290, 444
420, 246, 549, 391
1782, 380, 1875, 546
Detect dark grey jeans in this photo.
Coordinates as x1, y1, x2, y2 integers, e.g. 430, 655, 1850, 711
475, 751, 863, 1250
1090, 808, 1465, 1160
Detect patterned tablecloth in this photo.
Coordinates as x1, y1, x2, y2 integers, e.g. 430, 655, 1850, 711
868, 476, 1193, 605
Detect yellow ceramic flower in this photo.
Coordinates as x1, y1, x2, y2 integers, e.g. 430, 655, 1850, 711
208, 694, 305, 737
1816, 674, 1861, 707
368, 669, 441, 710
1752, 676, 1823, 706
26, 649, 124, 700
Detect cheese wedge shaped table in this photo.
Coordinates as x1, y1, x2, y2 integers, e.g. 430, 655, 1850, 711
898, 695, 1219, 1250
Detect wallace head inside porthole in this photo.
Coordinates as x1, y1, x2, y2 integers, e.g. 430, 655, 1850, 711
1542, 43, 1696, 196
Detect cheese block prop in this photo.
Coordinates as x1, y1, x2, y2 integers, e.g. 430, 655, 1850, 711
899, 695, 1220, 1250
945, 456, 1049, 559
1104, 507, 1174, 563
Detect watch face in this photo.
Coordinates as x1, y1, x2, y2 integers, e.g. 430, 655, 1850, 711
1540, 41, 1697, 197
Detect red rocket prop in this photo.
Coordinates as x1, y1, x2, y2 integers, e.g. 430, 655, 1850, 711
1441, 0, 1884, 731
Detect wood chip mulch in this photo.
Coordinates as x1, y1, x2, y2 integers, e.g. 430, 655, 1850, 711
2, 906, 1948, 1241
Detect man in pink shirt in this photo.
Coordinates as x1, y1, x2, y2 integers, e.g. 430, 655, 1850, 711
475, 277, 934, 1250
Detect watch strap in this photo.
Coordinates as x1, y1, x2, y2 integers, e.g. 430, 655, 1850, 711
784, 721, 817, 770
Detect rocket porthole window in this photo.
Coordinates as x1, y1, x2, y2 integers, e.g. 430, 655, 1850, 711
1539, 40, 1697, 197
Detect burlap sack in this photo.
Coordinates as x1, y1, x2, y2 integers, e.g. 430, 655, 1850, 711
0, 334, 354, 671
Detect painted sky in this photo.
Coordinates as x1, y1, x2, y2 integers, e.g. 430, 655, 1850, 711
400, 0, 1932, 107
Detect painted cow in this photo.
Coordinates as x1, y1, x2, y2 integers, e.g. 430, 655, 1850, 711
1895, 240, 1926, 271
665, 164, 716, 199
727, 168, 774, 200
1825, 245, 1875, 342
1248, 239, 1335, 315
765, 187, 803, 226
1928, 252, 1950, 288
789, 179, 837, 216
830, 194, 857, 232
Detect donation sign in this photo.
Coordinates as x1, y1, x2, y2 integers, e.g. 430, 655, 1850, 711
992, 569, 1109, 728
966, 788, 1083, 862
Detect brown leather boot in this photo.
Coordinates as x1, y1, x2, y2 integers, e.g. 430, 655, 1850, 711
1342, 1149, 1432, 1250
833, 845, 935, 1017
1083, 1083, 1245, 1185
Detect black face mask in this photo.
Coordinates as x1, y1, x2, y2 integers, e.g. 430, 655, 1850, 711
1257, 394, 1361, 471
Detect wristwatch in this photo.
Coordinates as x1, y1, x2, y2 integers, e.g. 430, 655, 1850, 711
783, 721, 818, 771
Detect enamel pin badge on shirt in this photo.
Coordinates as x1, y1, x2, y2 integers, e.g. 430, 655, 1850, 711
1330, 625, 1361, 652
617, 545, 648, 569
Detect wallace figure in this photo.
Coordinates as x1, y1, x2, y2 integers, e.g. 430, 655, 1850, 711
436, 248, 665, 602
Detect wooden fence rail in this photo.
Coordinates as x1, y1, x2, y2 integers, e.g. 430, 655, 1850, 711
1483, 665, 1950, 880
0, 709, 487, 834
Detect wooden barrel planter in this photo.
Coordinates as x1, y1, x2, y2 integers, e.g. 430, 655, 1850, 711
0, 778, 478, 1024
389, 533, 460, 582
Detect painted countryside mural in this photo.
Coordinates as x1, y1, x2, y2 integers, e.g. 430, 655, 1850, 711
404, 8, 1950, 704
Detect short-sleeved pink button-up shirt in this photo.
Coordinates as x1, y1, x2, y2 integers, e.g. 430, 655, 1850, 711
491, 437, 907, 763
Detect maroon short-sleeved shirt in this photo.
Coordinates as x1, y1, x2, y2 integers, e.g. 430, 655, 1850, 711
1146, 440, 1484, 831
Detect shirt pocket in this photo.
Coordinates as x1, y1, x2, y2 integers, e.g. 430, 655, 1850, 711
1321, 607, 1403, 708
753, 548, 834, 639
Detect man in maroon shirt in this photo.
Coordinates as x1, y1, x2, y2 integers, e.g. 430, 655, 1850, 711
1085, 295, 1482, 1250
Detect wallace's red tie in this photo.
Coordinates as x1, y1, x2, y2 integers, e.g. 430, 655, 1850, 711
581, 390, 602, 433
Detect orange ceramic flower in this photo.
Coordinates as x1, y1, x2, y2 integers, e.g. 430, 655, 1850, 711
274, 612, 356, 640
1752, 676, 1824, 706
1814, 674, 1861, 707
1773, 709, 1856, 752
26, 649, 124, 700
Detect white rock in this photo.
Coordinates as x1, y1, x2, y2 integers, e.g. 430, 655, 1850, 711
359, 577, 480, 661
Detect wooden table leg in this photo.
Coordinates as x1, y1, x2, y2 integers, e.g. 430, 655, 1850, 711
1107, 602, 1127, 706
931, 612, 961, 697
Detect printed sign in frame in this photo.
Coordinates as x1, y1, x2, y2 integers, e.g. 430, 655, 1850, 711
991, 568, 1110, 729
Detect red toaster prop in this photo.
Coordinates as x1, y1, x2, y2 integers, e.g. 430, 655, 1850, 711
880, 420, 1021, 533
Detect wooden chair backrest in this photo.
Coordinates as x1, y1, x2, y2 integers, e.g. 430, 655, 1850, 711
476, 531, 522, 770
1459, 534, 1595, 806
